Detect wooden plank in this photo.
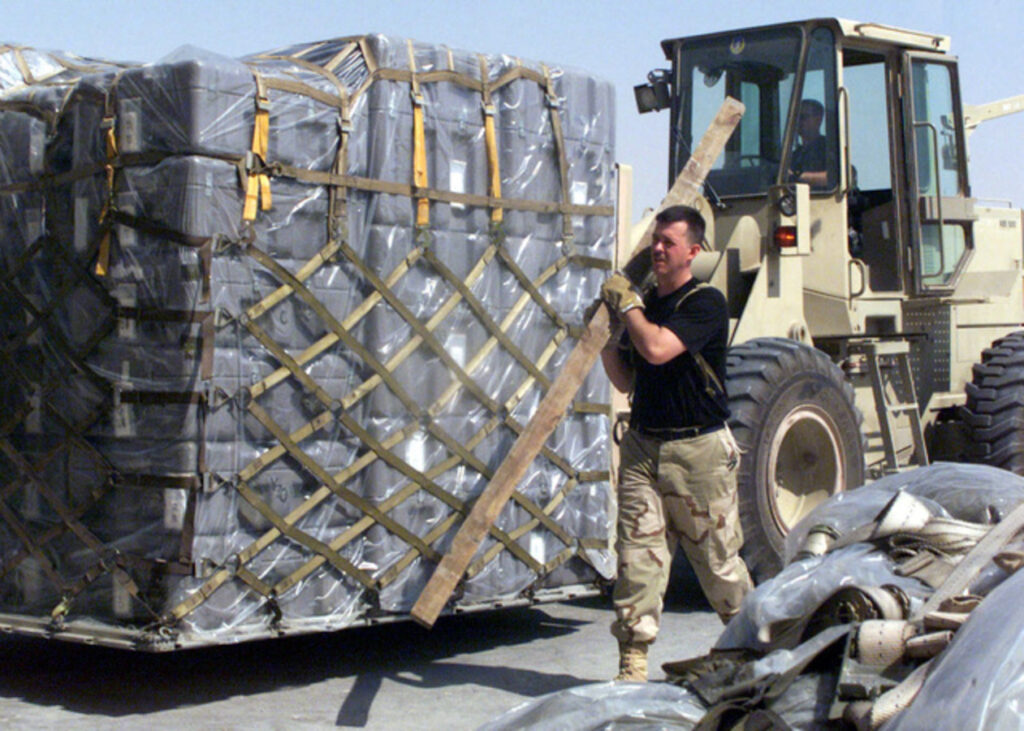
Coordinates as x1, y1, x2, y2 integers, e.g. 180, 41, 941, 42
411, 96, 745, 628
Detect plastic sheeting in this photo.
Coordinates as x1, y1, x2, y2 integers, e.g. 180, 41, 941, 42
481, 463, 1024, 729
720, 462, 1024, 653
0, 35, 616, 645
884, 566, 1024, 730
478, 681, 708, 731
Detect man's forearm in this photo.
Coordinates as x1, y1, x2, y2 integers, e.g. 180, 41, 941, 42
623, 309, 685, 365
600, 344, 634, 393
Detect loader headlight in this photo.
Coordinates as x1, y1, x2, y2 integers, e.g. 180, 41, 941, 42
634, 70, 671, 114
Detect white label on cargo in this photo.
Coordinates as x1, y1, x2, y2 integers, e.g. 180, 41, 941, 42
23, 485, 41, 520
407, 431, 427, 473
18, 558, 42, 603
112, 576, 132, 618
571, 181, 588, 232
113, 400, 135, 438
29, 126, 45, 176
118, 100, 141, 153
74, 196, 89, 254
25, 207, 42, 244
529, 533, 546, 565
450, 160, 467, 210
164, 488, 187, 532
117, 222, 137, 249
116, 284, 137, 340
447, 332, 467, 368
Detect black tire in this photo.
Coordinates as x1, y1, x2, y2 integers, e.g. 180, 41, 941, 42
961, 331, 1024, 473
726, 338, 865, 581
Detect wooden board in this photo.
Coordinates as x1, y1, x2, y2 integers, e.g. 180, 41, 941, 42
411, 96, 745, 628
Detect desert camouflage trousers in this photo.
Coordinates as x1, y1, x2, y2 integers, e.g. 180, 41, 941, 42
611, 427, 753, 644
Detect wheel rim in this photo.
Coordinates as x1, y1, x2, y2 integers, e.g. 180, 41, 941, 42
766, 405, 845, 534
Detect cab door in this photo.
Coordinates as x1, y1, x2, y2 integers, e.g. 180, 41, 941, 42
902, 52, 975, 293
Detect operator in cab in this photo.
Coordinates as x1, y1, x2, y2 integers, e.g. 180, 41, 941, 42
789, 98, 831, 189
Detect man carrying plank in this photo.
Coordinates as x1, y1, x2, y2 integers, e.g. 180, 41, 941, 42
410, 97, 745, 644
599, 205, 753, 682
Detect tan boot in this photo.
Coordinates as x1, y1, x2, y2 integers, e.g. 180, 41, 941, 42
615, 640, 649, 682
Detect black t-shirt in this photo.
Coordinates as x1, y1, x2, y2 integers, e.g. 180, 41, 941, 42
626, 279, 730, 429
791, 135, 826, 175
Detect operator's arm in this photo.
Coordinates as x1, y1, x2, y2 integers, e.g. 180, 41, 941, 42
600, 341, 634, 394
622, 308, 685, 365
796, 169, 828, 188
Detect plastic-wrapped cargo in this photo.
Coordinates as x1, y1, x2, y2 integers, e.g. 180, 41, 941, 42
0, 35, 616, 649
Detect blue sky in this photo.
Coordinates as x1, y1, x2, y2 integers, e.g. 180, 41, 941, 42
3, 0, 1023, 217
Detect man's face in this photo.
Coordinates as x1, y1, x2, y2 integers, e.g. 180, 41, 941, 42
651, 220, 699, 277
798, 105, 822, 140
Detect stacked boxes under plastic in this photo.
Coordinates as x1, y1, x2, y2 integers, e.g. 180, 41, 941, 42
0, 36, 616, 638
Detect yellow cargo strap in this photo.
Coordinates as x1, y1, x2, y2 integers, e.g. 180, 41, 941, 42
478, 55, 502, 224
542, 64, 574, 244
243, 72, 272, 221
94, 116, 118, 276
407, 41, 430, 227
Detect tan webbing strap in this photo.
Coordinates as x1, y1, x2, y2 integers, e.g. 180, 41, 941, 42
242, 238, 342, 322
0, 496, 65, 587
330, 81, 352, 242
495, 245, 569, 329
240, 242, 439, 421
917, 500, 1024, 619
260, 76, 345, 110
243, 72, 272, 221
234, 565, 274, 600
12, 48, 33, 85
322, 40, 360, 73
246, 400, 443, 564
0, 479, 114, 583
167, 568, 232, 621
467, 475, 580, 579
542, 64, 574, 245
247, 246, 424, 401
421, 247, 550, 389
478, 55, 503, 224
336, 241, 501, 414
267, 160, 613, 217
666, 281, 727, 397
235, 481, 375, 590
0, 438, 142, 608
407, 41, 430, 228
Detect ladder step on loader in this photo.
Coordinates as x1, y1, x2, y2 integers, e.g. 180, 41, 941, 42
850, 340, 929, 473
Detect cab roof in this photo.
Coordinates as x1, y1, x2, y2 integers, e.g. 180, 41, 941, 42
661, 18, 950, 58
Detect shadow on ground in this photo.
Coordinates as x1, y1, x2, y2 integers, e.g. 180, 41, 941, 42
0, 602, 588, 719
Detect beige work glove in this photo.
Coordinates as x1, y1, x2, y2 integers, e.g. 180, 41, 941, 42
601, 273, 644, 316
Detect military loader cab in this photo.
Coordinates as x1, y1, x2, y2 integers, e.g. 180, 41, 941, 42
636, 18, 1024, 579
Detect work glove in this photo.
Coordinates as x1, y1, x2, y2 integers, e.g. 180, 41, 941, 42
601, 273, 644, 316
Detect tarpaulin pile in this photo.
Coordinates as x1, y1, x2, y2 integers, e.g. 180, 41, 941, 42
484, 463, 1024, 730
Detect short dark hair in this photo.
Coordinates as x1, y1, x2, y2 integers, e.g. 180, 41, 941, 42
655, 205, 705, 245
800, 99, 824, 119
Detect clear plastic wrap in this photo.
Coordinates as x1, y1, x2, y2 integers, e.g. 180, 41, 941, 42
479, 681, 708, 731
0, 36, 616, 647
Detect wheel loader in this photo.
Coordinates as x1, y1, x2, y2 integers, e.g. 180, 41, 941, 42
633, 17, 1024, 579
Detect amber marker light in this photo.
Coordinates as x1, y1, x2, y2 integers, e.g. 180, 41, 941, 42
774, 226, 798, 248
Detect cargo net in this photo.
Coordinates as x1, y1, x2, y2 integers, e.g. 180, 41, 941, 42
0, 37, 616, 642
